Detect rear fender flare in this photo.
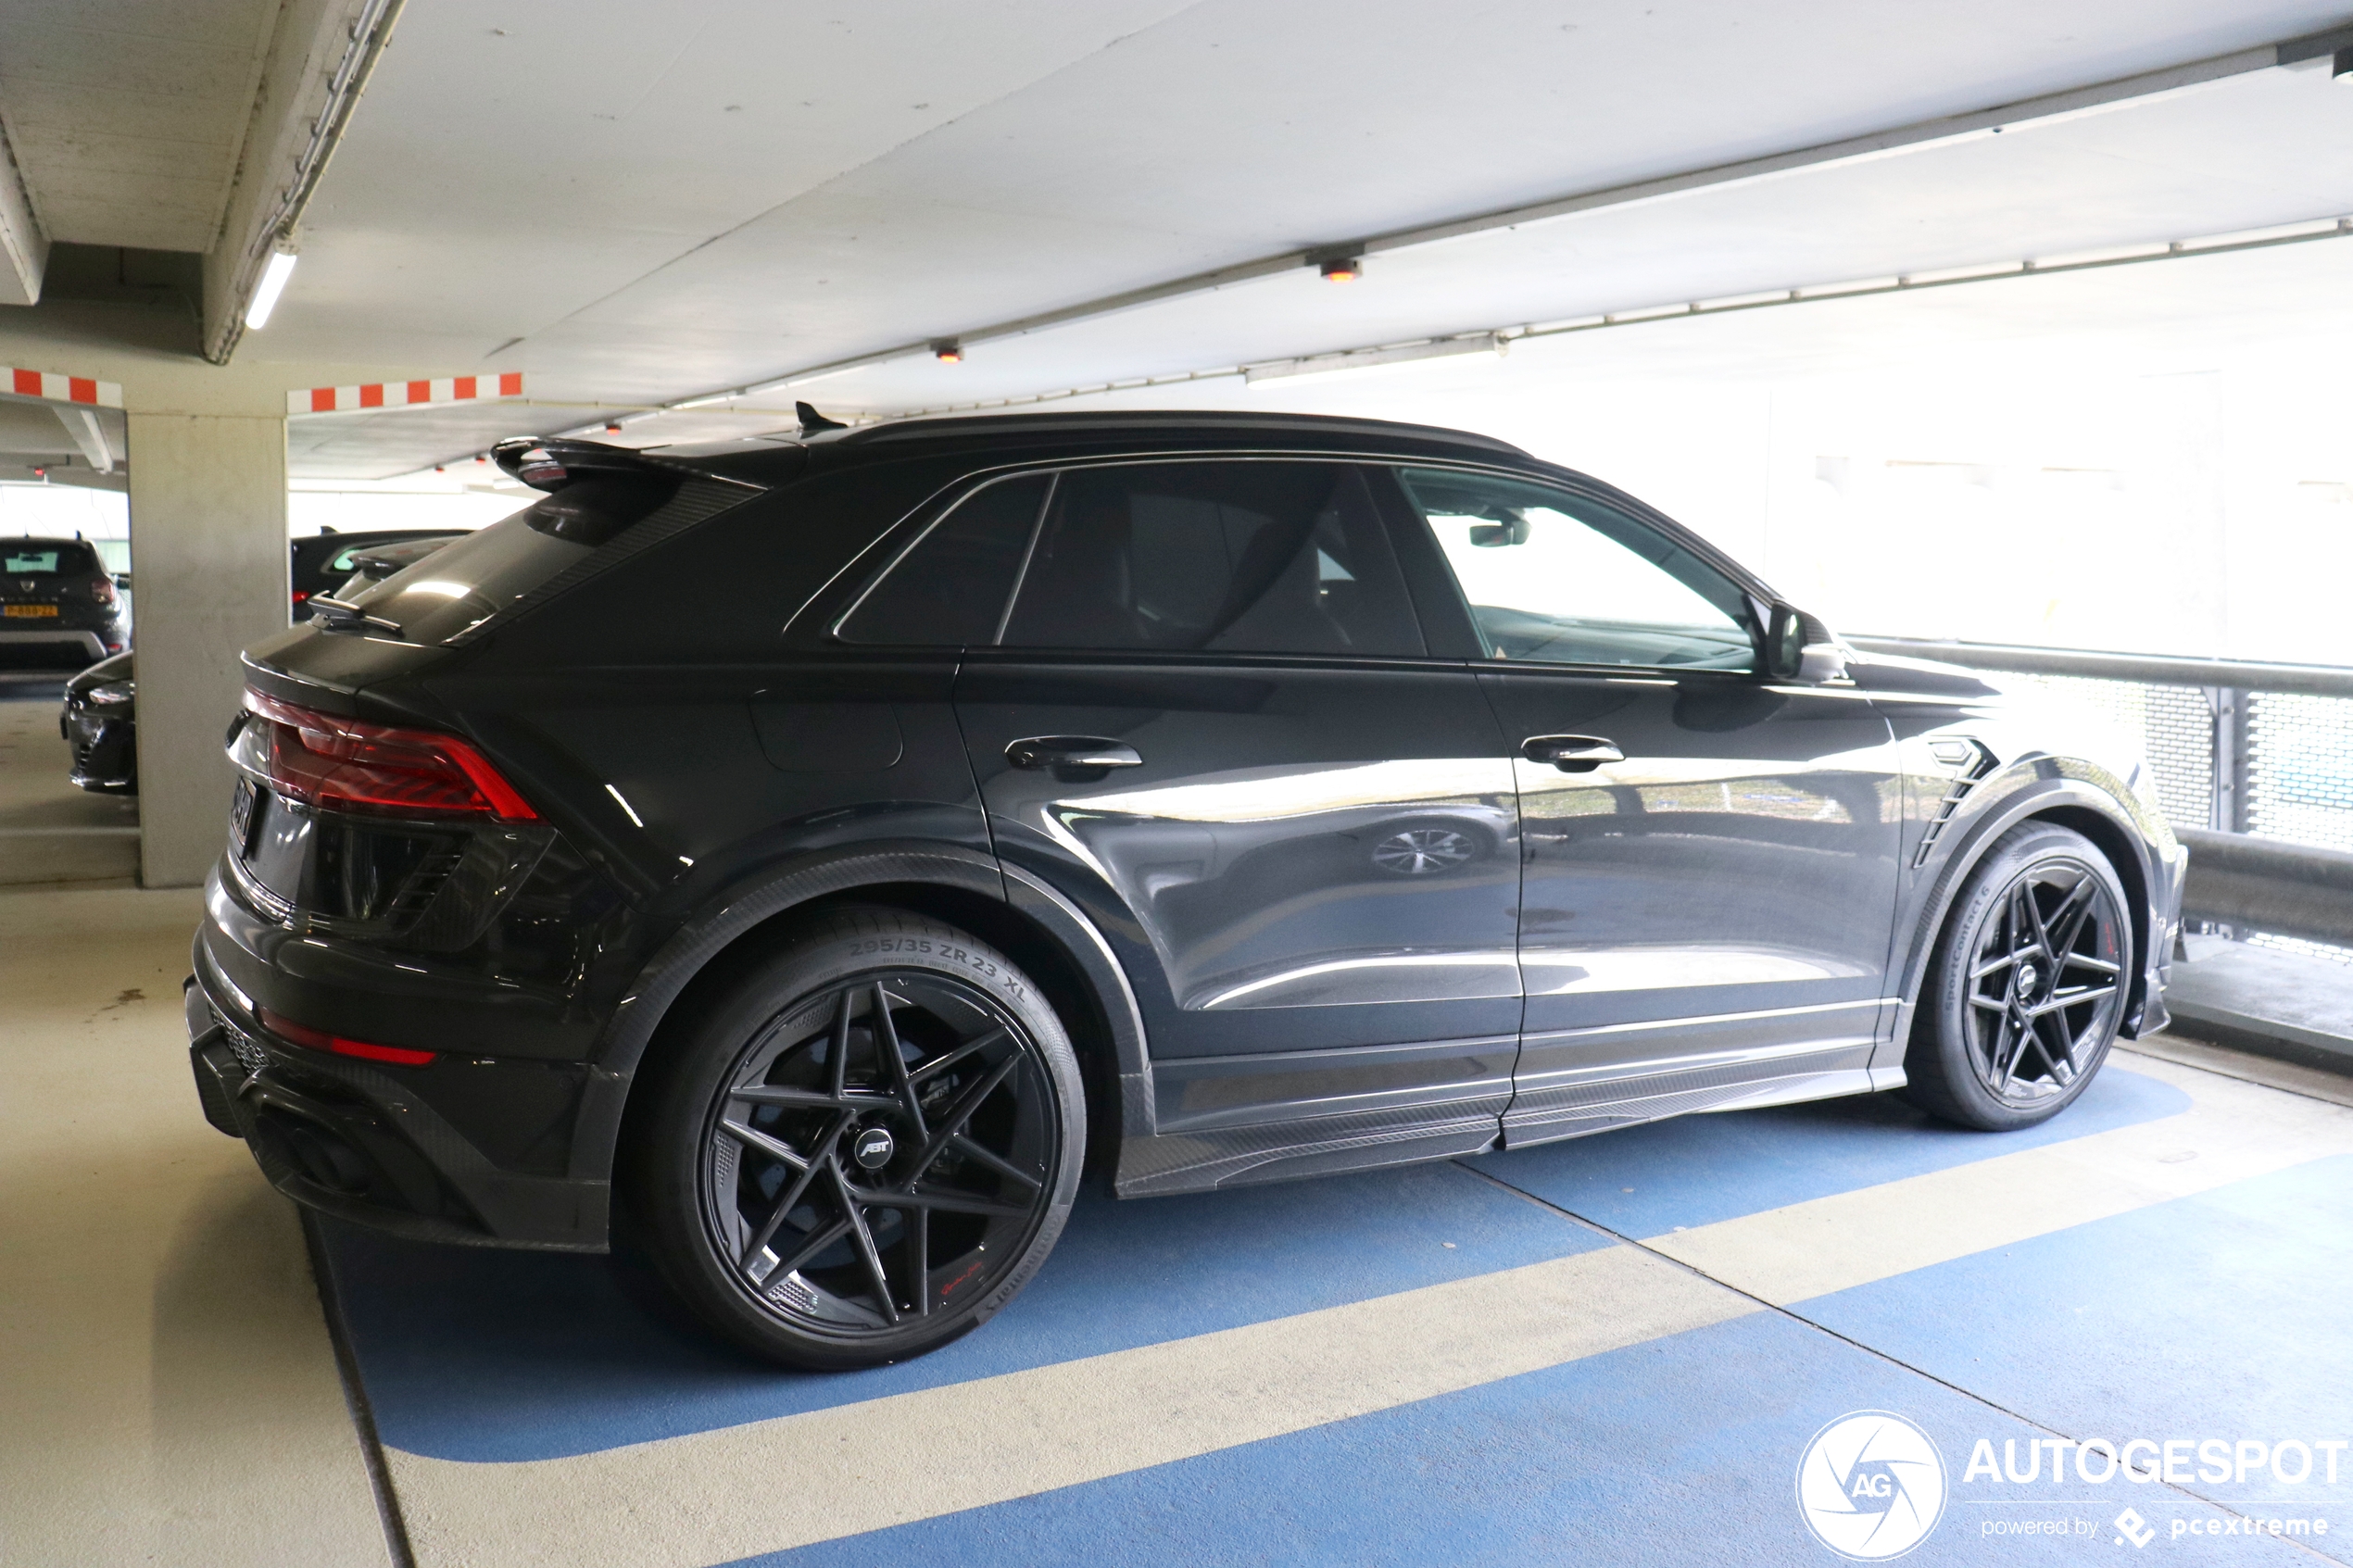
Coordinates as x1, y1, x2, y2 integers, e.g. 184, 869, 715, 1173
569, 842, 1153, 1186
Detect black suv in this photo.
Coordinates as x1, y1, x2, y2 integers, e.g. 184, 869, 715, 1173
185, 411, 2181, 1369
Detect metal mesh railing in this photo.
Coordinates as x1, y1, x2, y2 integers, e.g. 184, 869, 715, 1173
2246, 692, 2353, 855
2000, 674, 2217, 830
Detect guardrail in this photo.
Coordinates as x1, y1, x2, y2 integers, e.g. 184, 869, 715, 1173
1846, 636, 2353, 950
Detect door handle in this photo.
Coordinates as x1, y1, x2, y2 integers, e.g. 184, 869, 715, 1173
1521, 734, 1624, 772
1006, 735, 1144, 781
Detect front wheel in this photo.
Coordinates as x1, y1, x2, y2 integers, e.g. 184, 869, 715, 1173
627, 909, 1085, 1369
1903, 822, 2132, 1131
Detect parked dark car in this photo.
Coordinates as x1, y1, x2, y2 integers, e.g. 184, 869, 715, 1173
330, 535, 460, 601
2, 536, 129, 666
185, 411, 2184, 1371
61, 650, 135, 793
290, 529, 468, 621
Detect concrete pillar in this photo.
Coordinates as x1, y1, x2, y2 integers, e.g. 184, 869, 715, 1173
127, 414, 288, 888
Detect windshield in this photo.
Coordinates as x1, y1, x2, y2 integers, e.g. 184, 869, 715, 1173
4, 542, 99, 575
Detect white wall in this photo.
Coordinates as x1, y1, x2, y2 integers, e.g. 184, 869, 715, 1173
1062, 291, 2351, 665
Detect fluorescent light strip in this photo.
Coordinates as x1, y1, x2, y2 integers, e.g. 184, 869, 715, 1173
244, 250, 299, 330
1243, 333, 1505, 386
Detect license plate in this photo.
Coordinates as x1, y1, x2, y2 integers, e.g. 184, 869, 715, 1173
230, 777, 260, 853
3, 603, 58, 618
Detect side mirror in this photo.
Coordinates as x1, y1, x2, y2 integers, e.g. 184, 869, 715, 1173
1764, 602, 1847, 683
112, 572, 132, 590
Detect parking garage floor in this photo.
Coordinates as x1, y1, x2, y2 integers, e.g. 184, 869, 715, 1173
6, 686, 2352, 1567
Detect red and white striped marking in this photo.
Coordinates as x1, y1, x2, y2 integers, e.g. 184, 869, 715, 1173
5, 367, 122, 408
290, 372, 523, 416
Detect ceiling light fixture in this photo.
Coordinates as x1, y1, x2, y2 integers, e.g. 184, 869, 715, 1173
1318, 257, 1364, 282
1244, 332, 1505, 386
932, 340, 964, 363
245, 245, 300, 330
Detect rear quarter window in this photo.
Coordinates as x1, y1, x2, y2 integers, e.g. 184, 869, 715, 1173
346, 473, 698, 645
480, 459, 950, 664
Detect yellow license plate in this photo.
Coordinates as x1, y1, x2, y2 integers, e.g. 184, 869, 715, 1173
3, 604, 58, 618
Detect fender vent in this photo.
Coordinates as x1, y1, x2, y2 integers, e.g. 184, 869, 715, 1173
1914, 739, 1995, 868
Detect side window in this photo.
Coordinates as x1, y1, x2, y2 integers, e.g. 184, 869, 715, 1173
1395, 467, 1756, 671
837, 473, 1052, 646
998, 461, 1423, 656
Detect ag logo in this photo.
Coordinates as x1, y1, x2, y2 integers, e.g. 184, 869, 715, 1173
1796, 1411, 1948, 1560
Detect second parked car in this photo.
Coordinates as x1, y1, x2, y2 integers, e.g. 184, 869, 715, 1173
60, 650, 135, 793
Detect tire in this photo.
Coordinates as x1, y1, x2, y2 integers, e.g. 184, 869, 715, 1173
1902, 822, 2133, 1131
626, 907, 1085, 1370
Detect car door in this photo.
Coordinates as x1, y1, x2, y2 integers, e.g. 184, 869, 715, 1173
1382, 464, 1903, 1147
875, 457, 1523, 1184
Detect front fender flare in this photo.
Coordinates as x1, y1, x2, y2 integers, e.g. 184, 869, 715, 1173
1891, 774, 2173, 1050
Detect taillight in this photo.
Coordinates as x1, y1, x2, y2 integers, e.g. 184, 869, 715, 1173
233, 690, 538, 821
258, 1007, 437, 1067
89, 575, 117, 607
291, 589, 310, 606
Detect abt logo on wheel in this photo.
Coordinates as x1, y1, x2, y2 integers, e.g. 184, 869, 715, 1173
1797, 1411, 1949, 1560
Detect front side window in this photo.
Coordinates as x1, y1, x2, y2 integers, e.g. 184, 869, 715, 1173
1397, 467, 1755, 671
999, 461, 1422, 657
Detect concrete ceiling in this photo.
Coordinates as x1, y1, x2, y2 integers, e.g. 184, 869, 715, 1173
9, 0, 2352, 478
0, 0, 283, 253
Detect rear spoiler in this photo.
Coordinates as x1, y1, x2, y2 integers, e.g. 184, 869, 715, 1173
490, 437, 716, 495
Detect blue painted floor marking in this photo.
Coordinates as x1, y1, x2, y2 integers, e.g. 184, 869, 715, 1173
734, 1310, 2317, 1568
327, 1157, 1608, 1462
1465, 1064, 2189, 1236
1793, 1152, 2353, 1483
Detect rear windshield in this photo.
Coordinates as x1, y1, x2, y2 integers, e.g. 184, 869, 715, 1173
343, 473, 685, 644
294, 531, 471, 589
4, 542, 99, 575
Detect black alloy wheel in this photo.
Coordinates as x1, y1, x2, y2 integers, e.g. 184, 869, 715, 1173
631, 909, 1083, 1369
1904, 822, 2132, 1131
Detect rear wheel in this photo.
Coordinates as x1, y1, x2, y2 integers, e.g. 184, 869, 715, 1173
628, 908, 1084, 1369
1903, 822, 2132, 1131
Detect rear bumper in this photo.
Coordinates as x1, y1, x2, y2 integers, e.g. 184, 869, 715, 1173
0, 627, 108, 659
185, 946, 610, 1251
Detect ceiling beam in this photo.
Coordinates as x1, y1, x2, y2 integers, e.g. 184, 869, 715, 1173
0, 118, 48, 307
51, 405, 112, 473
202, 0, 407, 365
592, 19, 2353, 433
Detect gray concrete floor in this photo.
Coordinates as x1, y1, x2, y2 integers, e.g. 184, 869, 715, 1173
2170, 933, 2353, 1075
0, 671, 139, 886
0, 680, 388, 1565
